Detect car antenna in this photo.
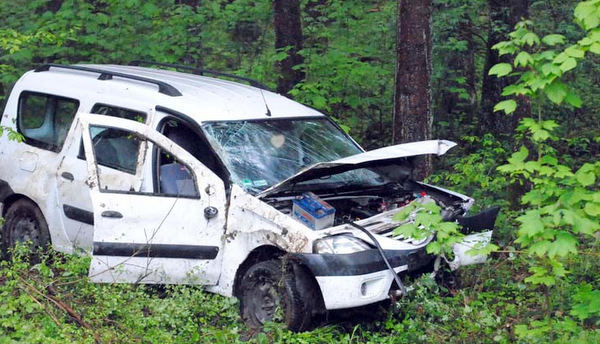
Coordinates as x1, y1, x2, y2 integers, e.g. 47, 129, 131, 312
260, 89, 272, 117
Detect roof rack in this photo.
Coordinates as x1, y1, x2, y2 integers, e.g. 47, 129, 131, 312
129, 60, 271, 91
34, 64, 182, 97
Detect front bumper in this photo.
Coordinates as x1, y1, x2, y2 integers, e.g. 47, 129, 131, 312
292, 248, 432, 309
292, 206, 500, 310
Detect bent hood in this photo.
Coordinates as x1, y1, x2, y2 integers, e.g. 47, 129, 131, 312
258, 139, 457, 198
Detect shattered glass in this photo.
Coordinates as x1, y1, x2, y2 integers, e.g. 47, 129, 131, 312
202, 118, 387, 194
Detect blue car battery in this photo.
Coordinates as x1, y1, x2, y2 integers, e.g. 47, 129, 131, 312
292, 192, 336, 230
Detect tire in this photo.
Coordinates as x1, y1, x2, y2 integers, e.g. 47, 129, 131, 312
2, 199, 51, 258
239, 259, 313, 332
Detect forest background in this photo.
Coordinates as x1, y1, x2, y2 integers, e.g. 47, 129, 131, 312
0, 0, 599, 343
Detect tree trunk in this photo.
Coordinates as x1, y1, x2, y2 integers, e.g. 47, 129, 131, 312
480, 0, 531, 137
393, 0, 433, 179
273, 0, 305, 97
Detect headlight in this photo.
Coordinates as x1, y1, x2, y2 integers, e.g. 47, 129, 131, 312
313, 235, 371, 254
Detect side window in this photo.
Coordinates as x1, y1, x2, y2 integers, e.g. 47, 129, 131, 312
160, 118, 219, 175
89, 127, 141, 174
89, 125, 198, 198
91, 104, 146, 123
17, 92, 79, 152
157, 159, 198, 197
78, 104, 147, 174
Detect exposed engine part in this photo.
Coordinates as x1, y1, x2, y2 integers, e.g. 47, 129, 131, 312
267, 182, 468, 231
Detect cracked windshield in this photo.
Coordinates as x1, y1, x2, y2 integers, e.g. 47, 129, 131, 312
202, 118, 387, 194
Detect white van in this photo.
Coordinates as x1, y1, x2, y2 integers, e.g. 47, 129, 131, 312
0, 63, 498, 330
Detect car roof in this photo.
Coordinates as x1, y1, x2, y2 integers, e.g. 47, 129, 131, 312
18, 64, 325, 123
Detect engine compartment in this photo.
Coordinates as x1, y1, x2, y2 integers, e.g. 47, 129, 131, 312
264, 180, 470, 231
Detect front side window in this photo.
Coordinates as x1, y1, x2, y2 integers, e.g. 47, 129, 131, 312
17, 92, 79, 152
89, 127, 141, 174
79, 104, 147, 174
89, 124, 198, 198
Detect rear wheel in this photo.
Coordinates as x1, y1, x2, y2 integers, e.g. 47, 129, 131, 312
2, 199, 50, 258
239, 259, 313, 332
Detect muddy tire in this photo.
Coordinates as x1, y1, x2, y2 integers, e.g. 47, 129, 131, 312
2, 199, 50, 258
239, 259, 313, 332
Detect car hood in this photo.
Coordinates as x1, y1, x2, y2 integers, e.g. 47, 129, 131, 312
258, 139, 457, 198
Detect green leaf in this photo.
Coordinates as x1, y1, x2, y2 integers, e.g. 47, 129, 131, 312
514, 51, 533, 67
502, 84, 529, 96
565, 92, 583, 108
584, 202, 600, 216
553, 52, 569, 63
565, 46, 586, 58
575, 163, 596, 186
540, 63, 562, 76
529, 240, 551, 256
494, 99, 517, 114
573, 215, 600, 235
522, 32, 540, 46
545, 80, 568, 104
560, 57, 578, 72
575, 1, 600, 30
590, 43, 600, 54
488, 63, 513, 77
541, 120, 559, 131
517, 210, 545, 238
509, 146, 530, 165
542, 34, 566, 46
548, 232, 578, 258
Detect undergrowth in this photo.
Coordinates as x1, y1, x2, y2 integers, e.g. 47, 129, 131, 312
1, 244, 599, 343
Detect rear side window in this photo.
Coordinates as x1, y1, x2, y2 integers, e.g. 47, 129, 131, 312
17, 92, 79, 152
91, 104, 147, 123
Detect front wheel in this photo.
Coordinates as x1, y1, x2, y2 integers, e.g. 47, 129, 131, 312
239, 259, 313, 332
2, 199, 51, 258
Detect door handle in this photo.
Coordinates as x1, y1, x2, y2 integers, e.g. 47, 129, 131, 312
101, 210, 123, 219
61, 172, 74, 181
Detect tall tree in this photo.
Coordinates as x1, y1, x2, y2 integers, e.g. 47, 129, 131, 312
480, 0, 531, 137
393, 0, 433, 179
273, 0, 305, 97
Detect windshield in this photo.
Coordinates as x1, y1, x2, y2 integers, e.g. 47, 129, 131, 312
202, 118, 387, 193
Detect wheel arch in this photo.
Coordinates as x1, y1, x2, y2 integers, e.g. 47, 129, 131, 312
1, 193, 37, 218
233, 245, 285, 298
0, 180, 16, 216
232, 244, 326, 315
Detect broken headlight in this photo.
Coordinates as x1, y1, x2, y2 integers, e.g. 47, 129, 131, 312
313, 235, 371, 254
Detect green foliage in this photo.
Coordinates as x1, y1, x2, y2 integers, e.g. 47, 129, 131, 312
392, 201, 463, 256
1, 0, 599, 342
0, 247, 244, 343
491, 1, 600, 115
570, 282, 600, 322
0, 124, 24, 142
490, 1, 600, 341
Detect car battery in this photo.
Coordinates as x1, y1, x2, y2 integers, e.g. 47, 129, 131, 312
292, 192, 335, 230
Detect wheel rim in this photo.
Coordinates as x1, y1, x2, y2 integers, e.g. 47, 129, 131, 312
249, 275, 280, 323
12, 216, 41, 246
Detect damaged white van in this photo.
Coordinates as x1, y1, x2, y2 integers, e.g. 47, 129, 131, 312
0, 62, 499, 331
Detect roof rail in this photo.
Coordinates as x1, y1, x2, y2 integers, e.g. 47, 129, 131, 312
129, 60, 271, 91
34, 63, 182, 97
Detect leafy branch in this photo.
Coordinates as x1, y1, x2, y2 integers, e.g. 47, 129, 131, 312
489, 0, 600, 341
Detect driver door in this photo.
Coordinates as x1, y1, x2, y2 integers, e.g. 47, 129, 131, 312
81, 113, 227, 285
